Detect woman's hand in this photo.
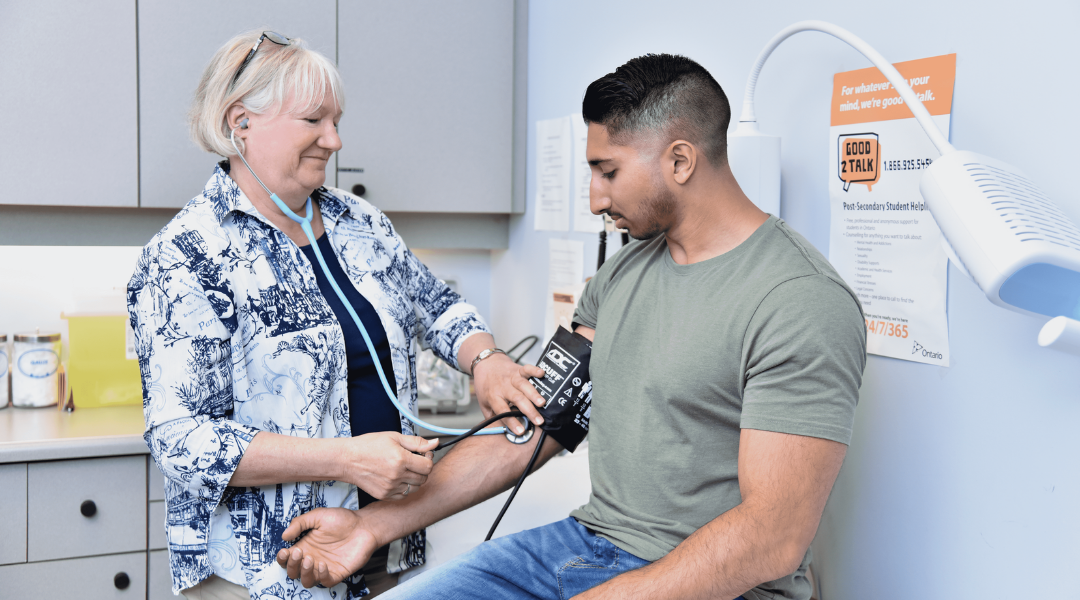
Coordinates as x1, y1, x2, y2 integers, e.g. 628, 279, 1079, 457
277, 508, 376, 588
473, 352, 547, 435
337, 432, 437, 500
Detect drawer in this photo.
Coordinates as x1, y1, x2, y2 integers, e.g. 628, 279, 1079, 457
149, 501, 167, 551
27, 455, 147, 562
0, 550, 146, 599
148, 549, 172, 600
0, 462, 27, 565
148, 456, 165, 502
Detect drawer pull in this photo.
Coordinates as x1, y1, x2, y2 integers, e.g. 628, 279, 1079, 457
351, 184, 366, 197
114, 572, 130, 590
80, 499, 97, 517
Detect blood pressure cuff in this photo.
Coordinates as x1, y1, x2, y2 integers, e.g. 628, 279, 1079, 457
530, 326, 592, 452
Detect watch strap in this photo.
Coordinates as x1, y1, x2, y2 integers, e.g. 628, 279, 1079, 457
470, 348, 506, 375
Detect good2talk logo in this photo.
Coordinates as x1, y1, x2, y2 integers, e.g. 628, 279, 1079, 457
911, 340, 943, 360
838, 132, 881, 192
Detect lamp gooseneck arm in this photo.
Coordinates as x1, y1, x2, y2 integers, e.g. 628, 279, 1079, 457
738, 20, 955, 156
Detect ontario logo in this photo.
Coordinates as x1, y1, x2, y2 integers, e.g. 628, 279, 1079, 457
911, 340, 942, 360
838, 132, 881, 192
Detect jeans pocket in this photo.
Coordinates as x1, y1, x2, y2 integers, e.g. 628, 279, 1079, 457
556, 556, 622, 600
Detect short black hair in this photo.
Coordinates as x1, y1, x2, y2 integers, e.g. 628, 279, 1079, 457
582, 54, 730, 166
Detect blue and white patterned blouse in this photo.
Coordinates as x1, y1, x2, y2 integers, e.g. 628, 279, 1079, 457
127, 162, 490, 599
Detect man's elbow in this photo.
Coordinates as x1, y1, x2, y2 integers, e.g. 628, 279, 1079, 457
743, 507, 818, 582
779, 539, 810, 576
751, 539, 810, 583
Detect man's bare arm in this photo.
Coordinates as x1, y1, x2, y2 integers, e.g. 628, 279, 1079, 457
574, 428, 846, 600
277, 412, 564, 587
278, 326, 596, 587
361, 428, 563, 545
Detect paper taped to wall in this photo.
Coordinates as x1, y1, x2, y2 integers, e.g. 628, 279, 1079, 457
572, 115, 603, 233
534, 116, 572, 231
827, 54, 956, 366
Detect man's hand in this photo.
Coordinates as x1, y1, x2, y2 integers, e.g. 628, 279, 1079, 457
276, 508, 377, 589
473, 352, 547, 435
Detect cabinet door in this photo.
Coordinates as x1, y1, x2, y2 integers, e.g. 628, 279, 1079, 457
138, 0, 337, 208
27, 455, 147, 562
148, 501, 167, 551
148, 455, 165, 501
148, 549, 172, 600
337, 1, 515, 213
0, 0, 138, 207
0, 462, 27, 565
0, 551, 146, 600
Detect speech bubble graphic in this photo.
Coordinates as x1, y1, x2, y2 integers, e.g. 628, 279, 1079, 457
838, 132, 881, 191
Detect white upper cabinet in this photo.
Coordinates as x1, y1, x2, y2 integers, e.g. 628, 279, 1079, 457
336, 1, 516, 213
137, 0, 336, 208
1, 1, 519, 216
0, 0, 138, 207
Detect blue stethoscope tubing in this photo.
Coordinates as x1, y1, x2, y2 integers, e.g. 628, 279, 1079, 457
230, 125, 506, 437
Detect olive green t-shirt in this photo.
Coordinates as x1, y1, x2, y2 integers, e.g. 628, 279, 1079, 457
570, 216, 866, 600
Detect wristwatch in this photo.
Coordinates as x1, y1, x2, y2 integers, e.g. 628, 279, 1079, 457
470, 347, 506, 375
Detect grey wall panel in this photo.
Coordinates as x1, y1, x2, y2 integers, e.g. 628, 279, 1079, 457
337, 1, 515, 213
0, 0, 138, 207
138, 0, 337, 208
0, 462, 27, 565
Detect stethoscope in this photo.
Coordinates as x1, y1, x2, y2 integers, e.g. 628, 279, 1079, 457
230, 120, 532, 446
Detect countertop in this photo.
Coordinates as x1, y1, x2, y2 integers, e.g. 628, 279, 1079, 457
0, 404, 148, 464
0, 401, 488, 464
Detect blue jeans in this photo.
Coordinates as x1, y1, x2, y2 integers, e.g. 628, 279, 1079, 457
383, 517, 746, 600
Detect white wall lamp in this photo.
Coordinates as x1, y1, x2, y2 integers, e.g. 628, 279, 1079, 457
729, 21, 1080, 356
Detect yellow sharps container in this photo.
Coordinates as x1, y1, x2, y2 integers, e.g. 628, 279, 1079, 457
62, 313, 142, 408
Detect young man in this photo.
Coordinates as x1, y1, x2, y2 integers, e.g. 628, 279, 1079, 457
277, 54, 866, 600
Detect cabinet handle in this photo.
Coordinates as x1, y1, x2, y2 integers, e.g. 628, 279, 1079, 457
80, 500, 97, 517
351, 184, 366, 197
114, 572, 130, 590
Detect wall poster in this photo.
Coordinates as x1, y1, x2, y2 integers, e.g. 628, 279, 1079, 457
828, 54, 956, 366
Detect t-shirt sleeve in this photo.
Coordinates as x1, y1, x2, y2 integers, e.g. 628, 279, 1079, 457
740, 274, 866, 445
572, 271, 604, 330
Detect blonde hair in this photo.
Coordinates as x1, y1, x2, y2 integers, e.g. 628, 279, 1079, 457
189, 30, 345, 157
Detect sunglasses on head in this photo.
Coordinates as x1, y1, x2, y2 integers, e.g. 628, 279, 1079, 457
230, 31, 290, 89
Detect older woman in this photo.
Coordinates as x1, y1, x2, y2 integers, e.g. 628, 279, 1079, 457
128, 30, 545, 600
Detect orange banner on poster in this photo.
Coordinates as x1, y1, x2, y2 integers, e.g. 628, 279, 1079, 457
831, 54, 955, 126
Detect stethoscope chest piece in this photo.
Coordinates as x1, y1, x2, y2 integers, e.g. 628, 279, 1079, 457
504, 418, 536, 445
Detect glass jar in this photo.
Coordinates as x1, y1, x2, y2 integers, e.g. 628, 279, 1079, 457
13, 330, 61, 408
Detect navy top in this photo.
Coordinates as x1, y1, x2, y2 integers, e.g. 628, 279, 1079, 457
300, 235, 401, 440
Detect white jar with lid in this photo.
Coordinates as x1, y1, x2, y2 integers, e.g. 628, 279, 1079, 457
0, 334, 9, 408
13, 330, 61, 408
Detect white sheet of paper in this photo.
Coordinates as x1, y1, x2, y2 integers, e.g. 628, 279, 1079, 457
534, 116, 572, 231
544, 238, 585, 341
572, 115, 603, 233
828, 115, 953, 366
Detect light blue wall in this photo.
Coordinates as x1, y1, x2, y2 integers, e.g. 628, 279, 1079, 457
492, 1, 1080, 597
